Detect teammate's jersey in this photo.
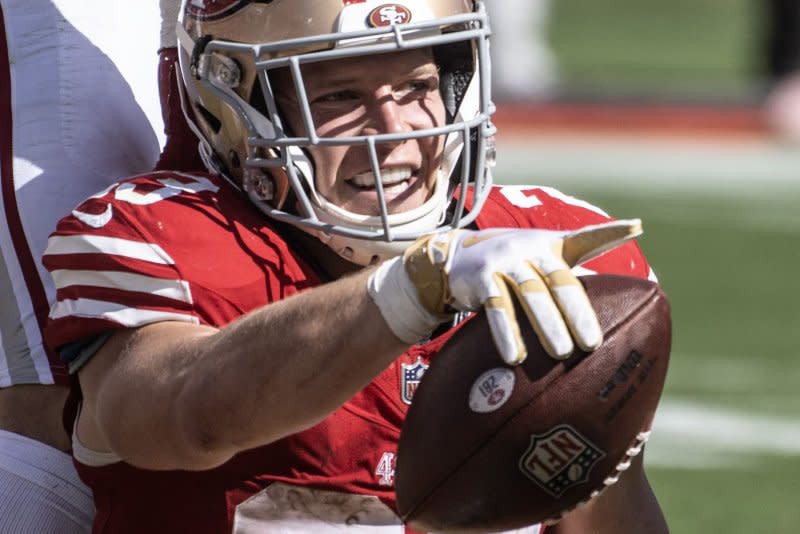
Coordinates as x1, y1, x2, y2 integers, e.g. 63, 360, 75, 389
42, 172, 651, 533
0, 0, 164, 387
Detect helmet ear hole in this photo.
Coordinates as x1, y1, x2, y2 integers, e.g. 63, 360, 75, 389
196, 103, 222, 134
229, 151, 241, 169
249, 69, 298, 136
248, 76, 268, 115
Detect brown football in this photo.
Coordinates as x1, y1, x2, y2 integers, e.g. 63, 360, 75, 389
395, 275, 671, 532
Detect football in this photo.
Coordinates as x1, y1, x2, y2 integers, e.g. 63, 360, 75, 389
395, 275, 671, 532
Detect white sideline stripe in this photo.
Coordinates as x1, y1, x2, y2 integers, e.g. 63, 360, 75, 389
51, 270, 193, 304
645, 399, 800, 468
496, 137, 800, 193
45, 235, 175, 265
49, 298, 199, 326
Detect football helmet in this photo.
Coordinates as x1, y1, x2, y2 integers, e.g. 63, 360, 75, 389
177, 0, 495, 265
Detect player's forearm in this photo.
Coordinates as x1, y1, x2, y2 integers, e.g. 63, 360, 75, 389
95, 268, 409, 470
187, 268, 409, 446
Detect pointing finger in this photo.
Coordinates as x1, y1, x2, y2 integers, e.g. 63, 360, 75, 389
562, 219, 643, 267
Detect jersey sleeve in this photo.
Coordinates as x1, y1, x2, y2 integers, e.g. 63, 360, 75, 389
42, 171, 319, 371
42, 174, 206, 358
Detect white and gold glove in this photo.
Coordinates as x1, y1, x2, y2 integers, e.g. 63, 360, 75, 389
368, 220, 643, 365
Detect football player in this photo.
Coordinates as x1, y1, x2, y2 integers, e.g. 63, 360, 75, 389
43, 1, 669, 532
0, 0, 168, 531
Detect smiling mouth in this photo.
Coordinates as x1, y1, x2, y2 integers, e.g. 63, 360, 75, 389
347, 166, 416, 195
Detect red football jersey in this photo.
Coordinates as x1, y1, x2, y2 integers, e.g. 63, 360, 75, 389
43, 172, 650, 533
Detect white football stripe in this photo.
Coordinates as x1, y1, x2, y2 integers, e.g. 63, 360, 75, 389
50, 298, 199, 327
51, 270, 193, 304
45, 235, 175, 265
571, 265, 597, 277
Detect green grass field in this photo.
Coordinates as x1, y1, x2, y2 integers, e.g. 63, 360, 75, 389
602, 190, 800, 415
592, 185, 800, 534
548, 0, 764, 101
494, 138, 800, 533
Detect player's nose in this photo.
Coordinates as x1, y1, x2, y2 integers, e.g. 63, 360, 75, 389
364, 89, 409, 138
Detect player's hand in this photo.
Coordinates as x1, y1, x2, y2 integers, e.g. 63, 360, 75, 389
368, 220, 642, 365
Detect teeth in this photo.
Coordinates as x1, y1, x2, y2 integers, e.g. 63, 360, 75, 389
383, 181, 410, 194
350, 167, 413, 188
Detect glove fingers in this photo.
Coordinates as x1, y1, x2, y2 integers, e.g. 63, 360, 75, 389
544, 267, 604, 352
484, 273, 527, 365
562, 219, 643, 267
506, 270, 574, 360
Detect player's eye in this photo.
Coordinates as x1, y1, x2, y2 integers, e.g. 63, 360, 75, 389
396, 76, 439, 100
314, 90, 360, 104
409, 80, 429, 92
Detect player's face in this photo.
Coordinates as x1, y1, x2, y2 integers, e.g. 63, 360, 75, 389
275, 48, 447, 216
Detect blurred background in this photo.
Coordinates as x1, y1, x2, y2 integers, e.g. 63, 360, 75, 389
486, 1, 800, 532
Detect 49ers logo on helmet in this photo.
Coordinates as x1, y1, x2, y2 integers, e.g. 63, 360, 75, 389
185, 0, 269, 21
367, 4, 413, 27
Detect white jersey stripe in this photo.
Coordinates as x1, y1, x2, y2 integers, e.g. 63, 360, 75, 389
50, 270, 193, 304
537, 186, 611, 217
44, 235, 175, 265
49, 298, 200, 327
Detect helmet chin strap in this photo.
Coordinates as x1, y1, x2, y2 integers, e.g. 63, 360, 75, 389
306, 170, 450, 266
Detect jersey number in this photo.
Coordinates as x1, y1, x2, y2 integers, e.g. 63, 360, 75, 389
72, 174, 219, 228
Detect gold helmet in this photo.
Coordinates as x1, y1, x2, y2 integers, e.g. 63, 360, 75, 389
177, 0, 495, 265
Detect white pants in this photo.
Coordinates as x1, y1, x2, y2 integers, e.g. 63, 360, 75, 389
0, 430, 94, 533
1, 0, 163, 386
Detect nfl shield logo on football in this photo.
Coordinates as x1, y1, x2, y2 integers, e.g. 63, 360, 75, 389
400, 357, 429, 405
518, 425, 606, 498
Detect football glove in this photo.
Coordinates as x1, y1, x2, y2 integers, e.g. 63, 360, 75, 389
368, 219, 642, 365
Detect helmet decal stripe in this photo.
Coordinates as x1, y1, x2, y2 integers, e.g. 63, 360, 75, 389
185, 0, 271, 22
